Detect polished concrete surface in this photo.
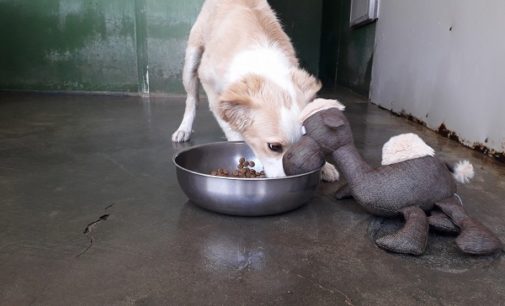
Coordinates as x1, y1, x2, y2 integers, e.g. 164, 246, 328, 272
1, 89, 504, 305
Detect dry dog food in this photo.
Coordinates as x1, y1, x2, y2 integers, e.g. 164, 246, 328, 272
210, 157, 266, 178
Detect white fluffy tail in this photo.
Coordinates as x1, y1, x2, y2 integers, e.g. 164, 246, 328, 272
452, 160, 475, 184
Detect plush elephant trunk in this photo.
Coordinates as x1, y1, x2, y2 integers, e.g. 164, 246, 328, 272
283, 136, 325, 175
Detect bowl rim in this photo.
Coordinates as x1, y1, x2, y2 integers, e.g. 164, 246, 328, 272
172, 141, 322, 181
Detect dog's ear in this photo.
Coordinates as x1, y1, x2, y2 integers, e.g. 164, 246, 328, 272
218, 99, 253, 132
291, 68, 322, 102
218, 76, 261, 132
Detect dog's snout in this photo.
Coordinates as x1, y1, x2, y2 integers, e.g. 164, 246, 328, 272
259, 158, 286, 178
264, 165, 286, 178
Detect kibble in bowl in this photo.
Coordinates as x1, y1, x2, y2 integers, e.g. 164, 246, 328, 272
173, 141, 322, 216
210, 157, 266, 178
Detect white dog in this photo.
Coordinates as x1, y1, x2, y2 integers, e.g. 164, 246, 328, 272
172, 0, 339, 181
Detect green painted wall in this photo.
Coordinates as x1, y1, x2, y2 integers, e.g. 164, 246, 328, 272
0, 0, 322, 94
144, 0, 203, 94
0, 0, 204, 94
318, 0, 339, 87
0, 0, 139, 92
319, 0, 376, 96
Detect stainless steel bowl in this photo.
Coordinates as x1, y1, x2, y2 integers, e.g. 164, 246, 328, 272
173, 141, 322, 216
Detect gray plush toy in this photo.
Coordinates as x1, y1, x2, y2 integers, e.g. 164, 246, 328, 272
283, 99, 503, 256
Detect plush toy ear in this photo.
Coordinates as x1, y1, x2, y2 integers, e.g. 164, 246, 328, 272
313, 98, 345, 111
218, 76, 261, 132
321, 111, 345, 129
299, 98, 346, 123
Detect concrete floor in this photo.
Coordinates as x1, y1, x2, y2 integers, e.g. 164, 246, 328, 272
1, 89, 504, 305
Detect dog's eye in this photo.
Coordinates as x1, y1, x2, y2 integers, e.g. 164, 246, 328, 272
268, 143, 283, 153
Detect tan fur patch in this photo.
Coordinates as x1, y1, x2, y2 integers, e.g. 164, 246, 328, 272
220, 74, 264, 101
218, 75, 263, 132
291, 68, 322, 107
219, 74, 296, 132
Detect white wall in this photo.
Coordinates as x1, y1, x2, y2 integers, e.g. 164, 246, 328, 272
370, 0, 505, 154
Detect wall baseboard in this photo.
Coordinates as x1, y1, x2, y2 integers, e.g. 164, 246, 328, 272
0, 89, 186, 99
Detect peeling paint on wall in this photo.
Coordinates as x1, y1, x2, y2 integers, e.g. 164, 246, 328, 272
135, 0, 149, 95
382, 108, 505, 163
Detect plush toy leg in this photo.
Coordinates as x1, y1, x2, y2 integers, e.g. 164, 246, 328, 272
428, 211, 460, 234
335, 184, 352, 200
436, 196, 503, 255
375, 206, 428, 256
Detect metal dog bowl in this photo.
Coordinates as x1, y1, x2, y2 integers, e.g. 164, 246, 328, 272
173, 141, 322, 216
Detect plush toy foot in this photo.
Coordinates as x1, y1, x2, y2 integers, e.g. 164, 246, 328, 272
456, 220, 503, 255
335, 184, 352, 200
436, 195, 503, 255
428, 211, 460, 234
375, 206, 428, 256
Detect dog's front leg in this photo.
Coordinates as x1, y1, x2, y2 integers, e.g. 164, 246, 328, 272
172, 46, 203, 142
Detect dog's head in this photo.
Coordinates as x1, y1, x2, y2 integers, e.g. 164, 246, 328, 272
218, 70, 321, 177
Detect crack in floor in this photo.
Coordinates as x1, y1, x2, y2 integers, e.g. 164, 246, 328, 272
76, 204, 113, 258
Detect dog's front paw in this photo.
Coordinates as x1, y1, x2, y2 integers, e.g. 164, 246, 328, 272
172, 129, 192, 142
321, 162, 339, 182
